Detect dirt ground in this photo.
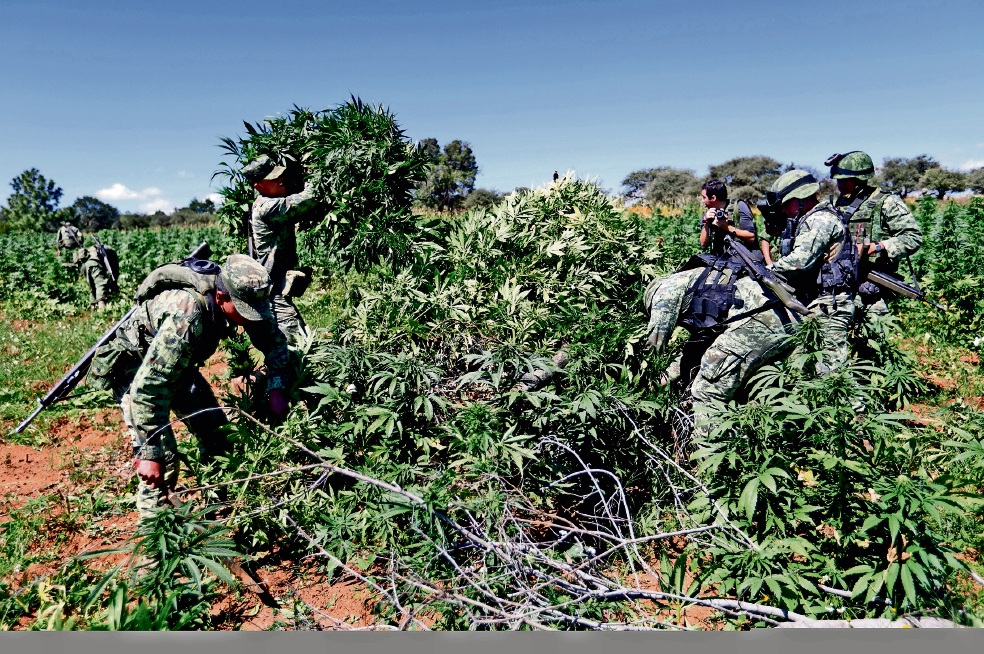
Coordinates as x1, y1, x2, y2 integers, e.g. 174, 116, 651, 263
1, 351, 383, 631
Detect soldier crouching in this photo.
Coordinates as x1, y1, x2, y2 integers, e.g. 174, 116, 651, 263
87, 254, 290, 519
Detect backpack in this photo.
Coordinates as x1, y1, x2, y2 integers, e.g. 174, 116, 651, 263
675, 254, 744, 331
133, 257, 225, 365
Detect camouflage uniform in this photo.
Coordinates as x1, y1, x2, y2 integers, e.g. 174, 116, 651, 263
770, 200, 855, 371
56, 223, 83, 252
645, 269, 800, 433
73, 245, 114, 306
245, 155, 317, 346
88, 255, 290, 518
837, 189, 922, 314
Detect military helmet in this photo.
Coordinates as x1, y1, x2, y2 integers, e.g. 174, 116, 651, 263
826, 151, 875, 180
241, 155, 288, 183
219, 254, 273, 322
768, 170, 819, 205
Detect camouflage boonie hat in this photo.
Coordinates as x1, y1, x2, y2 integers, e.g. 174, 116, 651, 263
241, 155, 287, 183
769, 170, 819, 203
220, 254, 273, 322
826, 151, 875, 180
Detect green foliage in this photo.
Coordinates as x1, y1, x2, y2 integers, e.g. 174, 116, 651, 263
878, 155, 939, 198
215, 98, 429, 271
708, 156, 783, 201
416, 138, 479, 211
70, 196, 121, 231
621, 167, 699, 206
920, 167, 967, 200
0, 168, 68, 234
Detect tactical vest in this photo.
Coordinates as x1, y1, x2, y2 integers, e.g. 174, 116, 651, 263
838, 187, 889, 241
779, 203, 858, 302
675, 254, 744, 331
133, 257, 227, 365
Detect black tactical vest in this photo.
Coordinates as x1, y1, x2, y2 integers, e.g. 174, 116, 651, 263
675, 254, 745, 331
779, 203, 858, 302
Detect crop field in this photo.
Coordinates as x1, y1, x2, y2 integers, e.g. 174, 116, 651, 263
2, 185, 984, 631
3, 100, 984, 631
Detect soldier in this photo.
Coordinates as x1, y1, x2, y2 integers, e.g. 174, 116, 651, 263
87, 254, 290, 518
73, 238, 115, 310
767, 170, 857, 372
242, 155, 317, 345
645, 267, 801, 435
55, 221, 83, 258
827, 151, 923, 314
698, 180, 758, 257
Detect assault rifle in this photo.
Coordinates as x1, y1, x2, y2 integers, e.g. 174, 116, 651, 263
91, 233, 116, 285
724, 234, 811, 316
855, 224, 945, 310
12, 241, 212, 435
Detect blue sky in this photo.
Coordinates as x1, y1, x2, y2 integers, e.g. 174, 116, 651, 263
1, 0, 982, 213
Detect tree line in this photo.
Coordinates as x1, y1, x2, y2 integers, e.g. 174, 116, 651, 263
622, 154, 984, 207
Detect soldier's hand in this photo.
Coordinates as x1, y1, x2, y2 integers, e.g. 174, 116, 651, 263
135, 459, 165, 489
269, 389, 289, 419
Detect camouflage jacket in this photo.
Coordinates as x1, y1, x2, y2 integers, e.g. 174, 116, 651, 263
115, 288, 289, 459
250, 182, 317, 285
644, 269, 797, 351
57, 225, 83, 249
73, 245, 102, 267
837, 189, 922, 264
770, 200, 844, 281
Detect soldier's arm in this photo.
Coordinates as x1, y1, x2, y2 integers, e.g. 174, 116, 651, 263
645, 270, 697, 351
879, 195, 923, 262
254, 181, 317, 226
770, 214, 840, 276
127, 293, 202, 460
242, 311, 291, 391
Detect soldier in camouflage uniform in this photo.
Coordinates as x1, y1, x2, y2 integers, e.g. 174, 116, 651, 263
55, 221, 83, 258
645, 268, 801, 436
87, 254, 291, 518
767, 170, 856, 372
828, 151, 923, 314
242, 155, 317, 346
73, 240, 114, 309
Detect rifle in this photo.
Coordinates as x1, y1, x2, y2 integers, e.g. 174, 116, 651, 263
855, 224, 945, 311
12, 241, 212, 435
724, 234, 811, 316
90, 233, 117, 285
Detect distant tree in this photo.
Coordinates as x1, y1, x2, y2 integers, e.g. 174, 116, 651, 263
707, 156, 783, 200
416, 138, 479, 211
641, 168, 700, 206
920, 167, 967, 200
71, 196, 120, 231
463, 188, 503, 211
620, 169, 663, 202
187, 197, 216, 213
120, 213, 151, 229
0, 168, 64, 233
967, 168, 984, 195
878, 155, 939, 198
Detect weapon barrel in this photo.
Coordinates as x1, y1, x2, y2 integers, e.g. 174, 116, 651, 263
865, 270, 945, 310
725, 235, 811, 316
11, 241, 210, 434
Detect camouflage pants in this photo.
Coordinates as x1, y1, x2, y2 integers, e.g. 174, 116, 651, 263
799, 293, 856, 373
79, 259, 113, 305
115, 369, 230, 519
690, 308, 797, 437
272, 293, 308, 347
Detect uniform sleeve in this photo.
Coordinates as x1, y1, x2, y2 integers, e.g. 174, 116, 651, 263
128, 292, 202, 460
243, 310, 291, 391
879, 195, 922, 262
253, 181, 317, 227
645, 270, 698, 352
770, 212, 842, 277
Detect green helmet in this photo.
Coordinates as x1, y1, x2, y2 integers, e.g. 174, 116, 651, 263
826, 151, 875, 180
768, 170, 819, 204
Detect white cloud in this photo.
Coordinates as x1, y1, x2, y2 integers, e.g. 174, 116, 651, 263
204, 192, 223, 206
95, 183, 164, 202
177, 170, 189, 178
139, 198, 176, 214
959, 160, 984, 171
